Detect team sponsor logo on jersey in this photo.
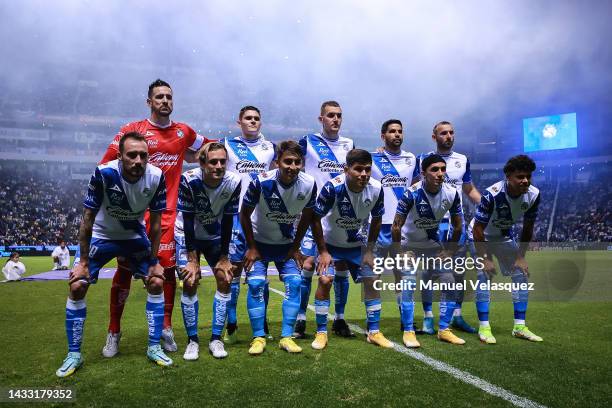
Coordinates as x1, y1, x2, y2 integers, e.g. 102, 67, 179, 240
177, 129, 184, 138
159, 242, 175, 251
266, 211, 298, 224
335, 216, 362, 229
147, 139, 158, 148
318, 159, 344, 173
492, 219, 514, 229
109, 192, 123, 204
381, 174, 408, 187
415, 218, 440, 229
235, 160, 267, 173
340, 196, 350, 203
149, 152, 180, 167
106, 206, 142, 220
109, 184, 122, 192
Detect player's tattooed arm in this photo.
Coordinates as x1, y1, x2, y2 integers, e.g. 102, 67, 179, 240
70, 208, 97, 284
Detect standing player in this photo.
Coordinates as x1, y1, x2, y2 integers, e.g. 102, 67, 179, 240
223, 106, 276, 344
175, 142, 240, 359
415, 121, 481, 334
51, 240, 71, 270
392, 154, 466, 346
56, 132, 168, 377
471, 155, 542, 344
99, 79, 209, 357
370, 119, 417, 330
310, 149, 392, 350
294, 101, 355, 339
240, 141, 328, 355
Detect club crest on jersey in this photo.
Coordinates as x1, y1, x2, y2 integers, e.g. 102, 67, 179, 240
364, 198, 372, 207
177, 129, 184, 138
142, 188, 152, 197
521, 202, 529, 210
261, 143, 269, 150
342, 144, 349, 151
405, 158, 412, 165
221, 191, 230, 199
455, 161, 461, 168
296, 192, 305, 200
442, 199, 450, 208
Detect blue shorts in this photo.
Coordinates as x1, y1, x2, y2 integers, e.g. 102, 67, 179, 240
326, 244, 376, 283
248, 241, 300, 280
300, 227, 317, 257
88, 237, 152, 283
474, 239, 520, 277
229, 215, 246, 263
175, 234, 222, 272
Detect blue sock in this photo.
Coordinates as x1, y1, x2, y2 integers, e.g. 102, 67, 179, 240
333, 274, 349, 319
364, 298, 382, 332
298, 273, 313, 316
146, 293, 165, 346
281, 275, 301, 337
438, 301, 456, 331
212, 291, 230, 338
476, 301, 489, 322
513, 301, 527, 321
65, 298, 86, 353
227, 279, 240, 326
181, 293, 199, 341
400, 283, 414, 332
314, 299, 330, 333
247, 278, 266, 338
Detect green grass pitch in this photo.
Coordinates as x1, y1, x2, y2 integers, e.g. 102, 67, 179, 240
0, 253, 611, 407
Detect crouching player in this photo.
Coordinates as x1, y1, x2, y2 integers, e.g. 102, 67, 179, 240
471, 154, 542, 344
310, 149, 393, 350
175, 142, 241, 359
57, 132, 169, 377
392, 154, 465, 346
240, 141, 327, 355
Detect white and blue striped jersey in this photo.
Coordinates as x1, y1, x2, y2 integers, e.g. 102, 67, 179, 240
299, 133, 354, 197
395, 182, 462, 249
314, 175, 384, 248
175, 169, 241, 241
83, 160, 166, 241
473, 181, 540, 242
370, 149, 417, 225
242, 169, 317, 245
224, 135, 276, 207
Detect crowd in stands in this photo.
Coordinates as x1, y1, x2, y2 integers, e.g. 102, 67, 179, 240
0, 165, 610, 247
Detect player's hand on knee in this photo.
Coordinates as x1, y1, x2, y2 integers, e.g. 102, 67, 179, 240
148, 263, 165, 281
316, 251, 332, 275
243, 248, 261, 273
362, 249, 375, 269
513, 257, 529, 277
285, 247, 305, 270
483, 258, 497, 279
69, 264, 89, 285
183, 261, 201, 287
213, 256, 233, 284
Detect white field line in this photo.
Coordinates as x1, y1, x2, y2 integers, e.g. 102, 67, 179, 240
268, 287, 547, 408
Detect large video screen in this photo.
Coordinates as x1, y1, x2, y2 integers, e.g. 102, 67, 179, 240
523, 112, 578, 152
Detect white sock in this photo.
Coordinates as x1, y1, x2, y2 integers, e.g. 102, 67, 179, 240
453, 308, 462, 317
514, 319, 525, 326
297, 313, 306, 321
479, 321, 490, 328
335, 313, 344, 320
424, 311, 434, 318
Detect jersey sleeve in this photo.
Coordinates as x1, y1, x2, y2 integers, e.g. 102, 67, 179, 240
314, 181, 336, 217
412, 155, 421, 179
224, 183, 241, 215
395, 190, 414, 217
149, 173, 167, 212
83, 167, 104, 210
474, 190, 494, 224
298, 136, 308, 157
242, 178, 261, 208
371, 189, 385, 218
185, 125, 206, 152
462, 158, 473, 183
523, 192, 540, 221
177, 176, 194, 213
305, 183, 317, 209
449, 190, 463, 215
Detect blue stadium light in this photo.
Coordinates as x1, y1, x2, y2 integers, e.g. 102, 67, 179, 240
523, 112, 578, 153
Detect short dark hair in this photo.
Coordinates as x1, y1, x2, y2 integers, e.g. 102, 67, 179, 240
381, 119, 402, 134
239, 105, 261, 120
433, 121, 452, 135
346, 149, 372, 167
277, 140, 303, 160
119, 131, 147, 153
148, 79, 171, 98
421, 153, 446, 172
320, 100, 340, 115
199, 142, 227, 163
503, 155, 536, 176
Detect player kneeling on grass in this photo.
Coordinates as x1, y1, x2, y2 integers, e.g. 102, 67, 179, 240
57, 132, 169, 378
310, 149, 394, 350
240, 141, 328, 355
392, 154, 465, 347
471, 154, 542, 344
175, 142, 241, 360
